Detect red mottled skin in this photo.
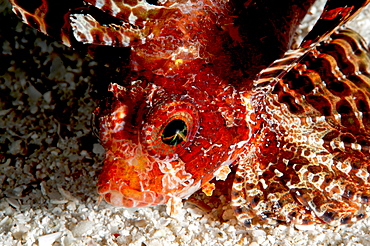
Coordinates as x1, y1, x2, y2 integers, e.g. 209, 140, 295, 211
97, 64, 249, 207
89, 0, 252, 207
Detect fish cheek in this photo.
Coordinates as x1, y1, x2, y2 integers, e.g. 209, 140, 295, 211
177, 113, 234, 182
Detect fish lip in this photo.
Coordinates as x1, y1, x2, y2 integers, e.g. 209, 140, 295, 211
98, 186, 169, 208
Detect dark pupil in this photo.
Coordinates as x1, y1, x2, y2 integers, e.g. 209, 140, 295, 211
146, 0, 159, 5
161, 119, 187, 145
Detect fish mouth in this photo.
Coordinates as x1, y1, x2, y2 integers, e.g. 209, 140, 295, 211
98, 185, 169, 208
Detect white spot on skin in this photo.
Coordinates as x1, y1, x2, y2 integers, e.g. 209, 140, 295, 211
305, 117, 313, 125
351, 143, 362, 151
329, 140, 345, 151
356, 169, 369, 181
214, 165, 232, 181
128, 12, 138, 24
315, 116, 326, 123
96, 0, 105, 9
259, 179, 268, 189
111, 1, 121, 16
334, 114, 341, 121
355, 111, 363, 120
336, 161, 352, 174
274, 169, 283, 177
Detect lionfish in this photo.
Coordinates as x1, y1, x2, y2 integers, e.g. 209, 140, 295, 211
10, 0, 370, 227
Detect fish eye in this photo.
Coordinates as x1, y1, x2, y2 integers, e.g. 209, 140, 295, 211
161, 119, 188, 145
142, 102, 199, 157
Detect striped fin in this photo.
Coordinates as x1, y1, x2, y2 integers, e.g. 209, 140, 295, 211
233, 28, 370, 227
9, 0, 86, 47
254, 0, 370, 90
302, 0, 370, 47
70, 13, 147, 47
253, 48, 308, 89
83, 0, 177, 27
69, 0, 180, 47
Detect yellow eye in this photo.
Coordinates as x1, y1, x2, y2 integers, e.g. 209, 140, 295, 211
161, 119, 188, 145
